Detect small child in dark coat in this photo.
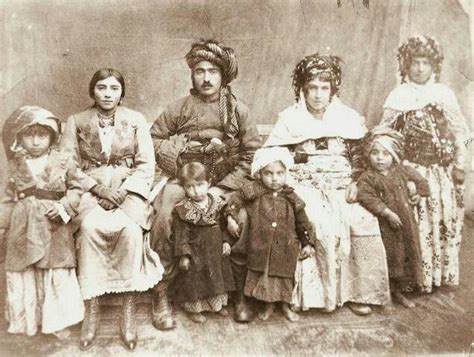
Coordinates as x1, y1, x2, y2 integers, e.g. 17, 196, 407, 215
226, 147, 316, 322
357, 127, 430, 308
172, 162, 235, 323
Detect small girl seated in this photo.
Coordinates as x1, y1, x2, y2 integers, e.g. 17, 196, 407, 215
225, 147, 316, 322
357, 127, 430, 308
0, 106, 85, 338
172, 162, 235, 323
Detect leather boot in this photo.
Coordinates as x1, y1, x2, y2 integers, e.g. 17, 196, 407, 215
79, 297, 100, 351
120, 292, 138, 351
152, 290, 176, 330
233, 291, 254, 323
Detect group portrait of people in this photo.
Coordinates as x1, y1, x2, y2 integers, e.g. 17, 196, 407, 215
0, 34, 469, 351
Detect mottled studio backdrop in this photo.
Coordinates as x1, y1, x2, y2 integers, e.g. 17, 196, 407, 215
0, 0, 472, 207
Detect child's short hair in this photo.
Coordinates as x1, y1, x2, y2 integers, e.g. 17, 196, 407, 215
178, 162, 211, 185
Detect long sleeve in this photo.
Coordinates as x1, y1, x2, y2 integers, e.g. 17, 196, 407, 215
120, 114, 155, 199
346, 138, 365, 180
402, 165, 430, 197
219, 213, 232, 245
172, 210, 192, 257
216, 103, 261, 190
357, 172, 389, 217
286, 191, 316, 246
294, 207, 316, 247
59, 157, 83, 217
60, 115, 99, 192
150, 107, 188, 177
224, 190, 246, 220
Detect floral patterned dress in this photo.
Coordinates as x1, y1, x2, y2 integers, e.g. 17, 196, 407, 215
381, 82, 469, 291
266, 97, 391, 311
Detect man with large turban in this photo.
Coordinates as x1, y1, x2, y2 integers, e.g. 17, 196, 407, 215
150, 39, 261, 329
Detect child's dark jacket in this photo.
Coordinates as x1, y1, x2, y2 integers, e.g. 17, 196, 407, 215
357, 164, 429, 281
172, 194, 235, 303
225, 181, 316, 279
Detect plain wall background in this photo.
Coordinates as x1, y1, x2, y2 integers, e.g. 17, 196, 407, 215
0, 0, 472, 209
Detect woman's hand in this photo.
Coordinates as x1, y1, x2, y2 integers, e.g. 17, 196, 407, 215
98, 198, 116, 210
92, 185, 127, 206
452, 167, 465, 185
222, 242, 232, 256
179, 256, 191, 271
227, 216, 240, 238
299, 245, 315, 260
45, 206, 60, 220
345, 182, 358, 203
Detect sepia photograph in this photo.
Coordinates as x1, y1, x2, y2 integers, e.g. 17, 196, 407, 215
0, 0, 472, 355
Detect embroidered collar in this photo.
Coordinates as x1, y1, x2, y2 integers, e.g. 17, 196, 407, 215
175, 193, 225, 225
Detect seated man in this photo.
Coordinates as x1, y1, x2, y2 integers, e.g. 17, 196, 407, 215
150, 39, 261, 330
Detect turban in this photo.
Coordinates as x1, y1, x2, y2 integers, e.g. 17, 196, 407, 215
2, 105, 60, 159
397, 35, 443, 83
185, 39, 238, 85
185, 39, 239, 139
251, 147, 294, 177
292, 53, 343, 100
363, 126, 404, 164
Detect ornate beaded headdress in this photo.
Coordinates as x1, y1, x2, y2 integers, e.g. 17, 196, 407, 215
397, 35, 443, 83
292, 53, 343, 101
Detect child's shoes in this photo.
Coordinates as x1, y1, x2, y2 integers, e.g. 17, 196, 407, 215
53, 328, 71, 340
188, 312, 207, 323
217, 307, 229, 317
393, 291, 416, 308
281, 303, 299, 322
258, 302, 275, 321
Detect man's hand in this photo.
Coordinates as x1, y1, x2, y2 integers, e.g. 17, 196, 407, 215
179, 256, 191, 271
204, 138, 227, 154
227, 216, 240, 238
345, 182, 358, 203
222, 242, 232, 256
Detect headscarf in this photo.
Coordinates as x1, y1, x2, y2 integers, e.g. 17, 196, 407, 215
397, 35, 443, 83
2, 105, 60, 159
185, 39, 240, 139
251, 147, 294, 176
292, 53, 343, 101
363, 126, 404, 164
